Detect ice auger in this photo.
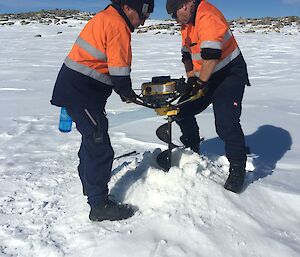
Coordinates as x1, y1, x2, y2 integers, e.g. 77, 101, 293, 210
131, 76, 205, 171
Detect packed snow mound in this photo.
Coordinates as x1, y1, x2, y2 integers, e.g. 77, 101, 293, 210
111, 148, 233, 212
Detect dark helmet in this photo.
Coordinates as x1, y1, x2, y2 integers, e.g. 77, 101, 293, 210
166, 0, 187, 15
112, 0, 154, 16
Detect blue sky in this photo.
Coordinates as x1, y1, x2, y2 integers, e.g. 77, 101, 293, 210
0, 0, 299, 19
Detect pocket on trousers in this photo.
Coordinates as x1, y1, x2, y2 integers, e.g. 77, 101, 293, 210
93, 112, 109, 144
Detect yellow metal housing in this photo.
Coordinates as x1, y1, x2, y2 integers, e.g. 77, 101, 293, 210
142, 81, 176, 96
155, 107, 179, 116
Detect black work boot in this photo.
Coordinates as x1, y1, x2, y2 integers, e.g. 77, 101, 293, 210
89, 199, 135, 222
180, 135, 200, 154
224, 160, 246, 193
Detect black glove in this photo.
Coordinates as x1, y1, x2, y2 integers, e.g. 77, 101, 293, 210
120, 90, 138, 103
175, 77, 187, 94
186, 77, 208, 96
181, 51, 192, 63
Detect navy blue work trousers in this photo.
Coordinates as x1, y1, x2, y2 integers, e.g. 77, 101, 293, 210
67, 106, 114, 207
177, 72, 247, 162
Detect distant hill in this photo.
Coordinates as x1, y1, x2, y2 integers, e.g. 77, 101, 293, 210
1, 10, 299, 35
0, 9, 94, 25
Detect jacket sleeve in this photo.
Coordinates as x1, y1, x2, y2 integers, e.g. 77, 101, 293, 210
106, 22, 133, 97
181, 25, 192, 63
110, 75, 134, 97
198, 13, 226, 60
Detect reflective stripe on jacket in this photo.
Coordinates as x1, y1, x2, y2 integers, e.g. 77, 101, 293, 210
64, 5, 132, 85
181, 0, 240, 75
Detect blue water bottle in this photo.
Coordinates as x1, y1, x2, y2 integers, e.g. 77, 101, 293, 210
59, 107, 72, 132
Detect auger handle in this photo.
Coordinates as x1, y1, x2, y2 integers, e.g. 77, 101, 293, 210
174, 89, 205, 107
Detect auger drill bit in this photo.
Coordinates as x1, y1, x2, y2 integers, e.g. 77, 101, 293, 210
156, 122, 179, 149
156, 116, 178, 171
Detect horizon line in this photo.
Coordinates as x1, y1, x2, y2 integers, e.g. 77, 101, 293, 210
0, 9, 299, 20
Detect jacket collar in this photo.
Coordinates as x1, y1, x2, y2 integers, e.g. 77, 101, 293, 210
190, 0, 201, 25
107, 4, 135, 32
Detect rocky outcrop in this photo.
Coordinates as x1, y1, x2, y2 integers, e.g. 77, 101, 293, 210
230, 16, 300, 34
0, 10, 299, 34
137, 22, 181, 34
0, 9, 94, 26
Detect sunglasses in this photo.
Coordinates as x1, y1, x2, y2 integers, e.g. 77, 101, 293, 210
138, 12, 149, 21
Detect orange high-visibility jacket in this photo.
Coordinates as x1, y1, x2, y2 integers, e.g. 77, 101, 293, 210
64, 5, 132, 86
181, 0, 240, 76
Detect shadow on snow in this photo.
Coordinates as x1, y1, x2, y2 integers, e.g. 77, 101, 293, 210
201, 124, 292, 186
110, 125, 292, 200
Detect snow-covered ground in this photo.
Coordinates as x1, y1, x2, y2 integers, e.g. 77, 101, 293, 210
0, 20, 300, 257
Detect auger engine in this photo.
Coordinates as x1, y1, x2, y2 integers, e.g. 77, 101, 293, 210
132, 76, 205, 171
141, 76, 185, 108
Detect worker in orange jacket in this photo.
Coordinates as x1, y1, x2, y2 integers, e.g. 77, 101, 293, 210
51, 0, 154, 221
166, 0, 251, 193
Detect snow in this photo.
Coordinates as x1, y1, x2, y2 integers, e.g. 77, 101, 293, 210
0, 19, 300, 257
